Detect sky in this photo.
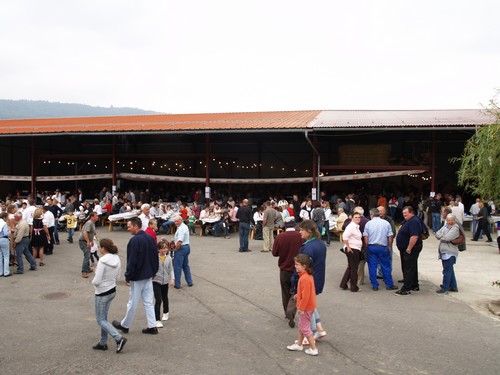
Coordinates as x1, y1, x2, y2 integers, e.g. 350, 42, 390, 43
1, 0, 499, 114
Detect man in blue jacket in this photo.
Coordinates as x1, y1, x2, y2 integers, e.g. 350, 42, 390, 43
113, 217, 159, 334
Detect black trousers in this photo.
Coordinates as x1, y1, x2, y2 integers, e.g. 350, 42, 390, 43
400, 245, 422, 291
45, 227, 55, 254
473, 219, 492, 241
339, 248, 360, 292
153, 282, 170, 321
279, 270, 294, 314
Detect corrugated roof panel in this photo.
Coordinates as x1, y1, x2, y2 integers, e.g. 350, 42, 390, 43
310, 109, 494, 128
0, 109, 495, 136
0, 110, 321, 135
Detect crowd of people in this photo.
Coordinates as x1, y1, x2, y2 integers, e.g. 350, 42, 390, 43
0, 187, 499, 356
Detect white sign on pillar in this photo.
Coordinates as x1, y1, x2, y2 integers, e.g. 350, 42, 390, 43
312, 188, 317, 201
205, 186, 211, 199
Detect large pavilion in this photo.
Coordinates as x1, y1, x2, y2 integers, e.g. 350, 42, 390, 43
0, 109, 494, 202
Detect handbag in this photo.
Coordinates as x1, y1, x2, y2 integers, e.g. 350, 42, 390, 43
286, 295, 296, 321
451, 227, 466, 251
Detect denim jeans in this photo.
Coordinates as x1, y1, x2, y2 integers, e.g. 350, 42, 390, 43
238, 222, 250, 251
162, 220, 175, 233
15, 237, 37, 272
174, 245, 193, 287
310, 308, 321, 334
53, 224, 59, 243
67, 228, 75, 242
323, 220, 331, 244
79, 240, 91, 273
95, 292, 122, 345
441, 256, 457, 292
431, 212, 441, 233
121, 278, 157, 329
367, 245, 394, 288
0, 238, 10, 276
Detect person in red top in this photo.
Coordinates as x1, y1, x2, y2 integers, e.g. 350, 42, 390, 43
145, 219, 158, 243
287, 254, 318, 356
179, 205, 188, 222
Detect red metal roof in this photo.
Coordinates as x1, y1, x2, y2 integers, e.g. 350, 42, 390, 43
0, 109, 494, 136
0, 111, 320, 135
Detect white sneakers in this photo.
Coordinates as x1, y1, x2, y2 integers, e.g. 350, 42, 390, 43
156, 321, 164, 328
295, 338, 310, 346
288, 333, 325, 356
162, 313, 169, 321
286, 343, 303, 351
314, 331, 327, 340
287, 342, 319, 355
305, 348, 319, 356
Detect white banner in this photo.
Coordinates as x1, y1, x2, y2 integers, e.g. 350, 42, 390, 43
0, 170, 426, 184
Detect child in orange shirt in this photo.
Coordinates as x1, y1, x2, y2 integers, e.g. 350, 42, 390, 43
287, 254, 318, 356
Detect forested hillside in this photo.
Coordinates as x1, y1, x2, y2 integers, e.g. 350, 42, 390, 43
0, 99, 160, 119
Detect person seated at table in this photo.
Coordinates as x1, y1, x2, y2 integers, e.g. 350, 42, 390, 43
119, 202, 130, 214
150, 202, 159, 217
199, 206, 209, 221
213, 208, 230, 239
179, 205, 188, 223
161, 204, 176, 233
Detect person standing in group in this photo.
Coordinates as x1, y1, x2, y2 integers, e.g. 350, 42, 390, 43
286, 254, 318, 356
235, 199, 252, 252
172, 215, 193, 289
79, 212, 99, 278
42, 205, 55, 255
435, 214, 460, 294
262, 201, 277, 252
272, 221, 303, 327
395, 206, 424, 296
12, 211, 37, 274
469, 198, 482, 238
48, 198, 63, 245
112, 217, 159, 335
430, 194, 442, 233
30, 208, 50, 267
339, 212, 362, 292
91, 238, 127, 353
471, 201, 493, 242
0, 213, 12, 277
153, 241, 174, 328
363, 208, 397, 291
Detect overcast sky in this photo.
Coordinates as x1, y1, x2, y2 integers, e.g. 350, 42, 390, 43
1, 0, 499, 114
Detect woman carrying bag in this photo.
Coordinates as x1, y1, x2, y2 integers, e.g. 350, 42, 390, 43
434, 214, 461, 294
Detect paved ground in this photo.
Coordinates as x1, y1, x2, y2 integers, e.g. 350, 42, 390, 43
1, 226, 499, 375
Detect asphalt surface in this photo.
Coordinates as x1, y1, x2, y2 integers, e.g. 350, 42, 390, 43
1, 226, 499, 375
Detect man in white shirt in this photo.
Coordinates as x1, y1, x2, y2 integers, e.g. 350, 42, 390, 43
43, 205, 55, 255
469, 198, 481, 237
23, 198, 37, 226
138, 203, 151, 231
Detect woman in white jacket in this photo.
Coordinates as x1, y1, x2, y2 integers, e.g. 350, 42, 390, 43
91, 238, 127, 353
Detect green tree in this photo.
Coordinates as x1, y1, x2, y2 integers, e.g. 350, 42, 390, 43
452, 95, 500, 202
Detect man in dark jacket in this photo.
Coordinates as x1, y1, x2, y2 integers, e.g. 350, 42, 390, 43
113, 217, 159, 334
272, 222, 303, 327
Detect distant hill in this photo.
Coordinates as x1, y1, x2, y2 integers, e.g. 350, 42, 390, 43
0, 99, 161, 119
